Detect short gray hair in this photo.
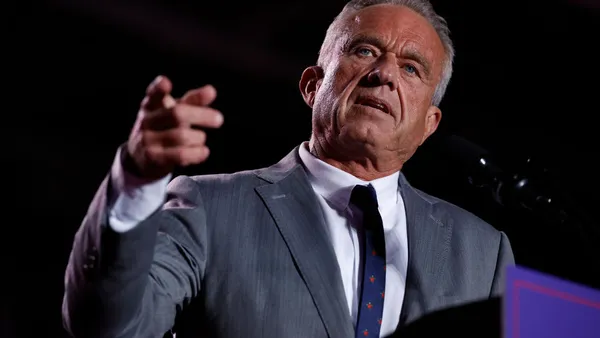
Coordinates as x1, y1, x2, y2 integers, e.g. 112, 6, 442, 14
318, 0, 454, 106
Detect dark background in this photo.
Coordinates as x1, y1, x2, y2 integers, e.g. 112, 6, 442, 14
4, 0, 600, 337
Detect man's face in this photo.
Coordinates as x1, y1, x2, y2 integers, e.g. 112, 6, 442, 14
304, 4, 446, 163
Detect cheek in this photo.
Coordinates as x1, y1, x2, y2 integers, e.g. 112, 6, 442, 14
314, 65, 354, 113
401, 83, 432, 118
396, 89, 432, 140
311, 78, 338, 131
314, 80, 336, 113
328, 58, 362, 91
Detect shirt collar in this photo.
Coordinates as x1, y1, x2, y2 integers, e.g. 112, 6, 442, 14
298, 142, 400, 211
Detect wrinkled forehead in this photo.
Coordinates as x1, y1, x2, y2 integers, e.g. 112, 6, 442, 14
334, 5, 446, 72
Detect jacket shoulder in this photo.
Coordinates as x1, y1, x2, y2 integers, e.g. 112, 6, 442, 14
415, 188, 502, 240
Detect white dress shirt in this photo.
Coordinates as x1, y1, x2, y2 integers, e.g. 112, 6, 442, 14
107, 147, 171, 233
107, 144, 408, 337
298, 143, 408, 337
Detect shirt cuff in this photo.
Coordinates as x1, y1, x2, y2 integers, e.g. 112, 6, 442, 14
107, 147, 171, 233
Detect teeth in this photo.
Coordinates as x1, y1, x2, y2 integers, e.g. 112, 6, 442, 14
366, 102, 385, 112
357, 98, 388, 114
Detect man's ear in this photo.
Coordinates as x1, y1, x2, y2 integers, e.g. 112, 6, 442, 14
420, 105, 442, 145
299, 66, 324, 108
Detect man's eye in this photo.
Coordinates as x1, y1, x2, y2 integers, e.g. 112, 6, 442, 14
357, 48, 374, 57
403, 64, 417, 74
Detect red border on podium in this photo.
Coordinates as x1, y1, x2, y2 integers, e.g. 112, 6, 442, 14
511, 279, 600, 338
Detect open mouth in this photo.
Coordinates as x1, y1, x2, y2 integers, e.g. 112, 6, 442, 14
355, 96, 391, 115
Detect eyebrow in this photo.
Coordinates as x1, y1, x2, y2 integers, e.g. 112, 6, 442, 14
402, 48, 432, 78
344, 34, 433, 78
343, 34, 387, 53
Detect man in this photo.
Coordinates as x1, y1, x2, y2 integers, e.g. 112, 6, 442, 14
62, 1, 515, 337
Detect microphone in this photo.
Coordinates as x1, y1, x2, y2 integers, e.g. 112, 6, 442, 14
440, 135, 560, 218
440, 135, 600, 288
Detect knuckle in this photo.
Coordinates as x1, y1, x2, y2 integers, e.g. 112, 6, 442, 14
144, 147, 161, 164
139, 117, 151, 130
170, 105, 186, 124
139, 113, 153, 129
172, 128, 189, 145
140, 130, 153, 144
175, 148, 190, 165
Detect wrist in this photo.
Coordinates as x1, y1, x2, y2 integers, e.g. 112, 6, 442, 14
120, 143, 145, 178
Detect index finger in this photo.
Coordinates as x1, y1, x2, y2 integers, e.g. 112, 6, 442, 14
144, 104, 224, 130
181, 85, 217, 106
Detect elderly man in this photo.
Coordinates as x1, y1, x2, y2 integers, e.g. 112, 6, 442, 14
62, 0, 514, 337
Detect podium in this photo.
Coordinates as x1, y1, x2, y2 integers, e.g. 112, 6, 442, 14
504, 266, 600, 338
391, 265, 600, 338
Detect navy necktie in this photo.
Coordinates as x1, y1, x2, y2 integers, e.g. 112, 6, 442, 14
351, 185, 386, 338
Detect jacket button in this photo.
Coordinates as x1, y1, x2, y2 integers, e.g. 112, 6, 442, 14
84, 250, 97, 270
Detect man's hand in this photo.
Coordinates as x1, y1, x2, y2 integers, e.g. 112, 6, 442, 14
126, 75, 224, 180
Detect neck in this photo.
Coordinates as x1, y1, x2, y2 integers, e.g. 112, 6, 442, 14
308, 137, 403, 181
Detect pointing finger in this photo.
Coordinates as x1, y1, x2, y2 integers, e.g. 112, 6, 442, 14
143, 104, 224, 130
181, 84, 217, 106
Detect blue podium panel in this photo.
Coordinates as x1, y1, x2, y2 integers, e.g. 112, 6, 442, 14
505, 265, 600, 338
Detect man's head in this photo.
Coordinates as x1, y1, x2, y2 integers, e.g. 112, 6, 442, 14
300, 0, 454, 178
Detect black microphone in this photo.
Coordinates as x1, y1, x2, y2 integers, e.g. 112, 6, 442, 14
441, 135, 600, 289
440, 135, 559, 218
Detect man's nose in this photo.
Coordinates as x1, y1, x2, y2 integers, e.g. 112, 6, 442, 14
366, 54, 399, 91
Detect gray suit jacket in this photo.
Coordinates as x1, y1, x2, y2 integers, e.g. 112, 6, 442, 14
62, 146, 514, 338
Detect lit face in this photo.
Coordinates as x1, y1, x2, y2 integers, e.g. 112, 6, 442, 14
301, 4, 447, 164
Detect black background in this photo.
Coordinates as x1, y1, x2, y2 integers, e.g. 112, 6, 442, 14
4, 0, 600, 336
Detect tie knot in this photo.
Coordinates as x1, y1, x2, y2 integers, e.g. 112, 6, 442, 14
350, 184, 379, 211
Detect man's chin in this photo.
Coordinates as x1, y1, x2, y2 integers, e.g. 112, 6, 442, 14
339, 121, 394, 143
336, 130, 390, 156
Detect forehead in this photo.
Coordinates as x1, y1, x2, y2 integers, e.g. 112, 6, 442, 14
338, 5, 445, 66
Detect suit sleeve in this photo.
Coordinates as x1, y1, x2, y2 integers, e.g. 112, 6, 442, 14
108, 146, 172, 233
489, 231, 516, 297
62, 173, 208, 338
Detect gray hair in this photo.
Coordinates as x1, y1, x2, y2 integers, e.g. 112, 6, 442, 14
318, 0, 454, 106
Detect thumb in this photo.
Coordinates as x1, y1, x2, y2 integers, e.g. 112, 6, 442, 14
142, 75, 173, 111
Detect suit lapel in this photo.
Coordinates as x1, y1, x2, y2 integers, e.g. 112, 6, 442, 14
398, 173, 454, 326
255, 148, 354, 338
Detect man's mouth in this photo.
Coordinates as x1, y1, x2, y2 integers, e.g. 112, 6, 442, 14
355, 96, 391, 115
